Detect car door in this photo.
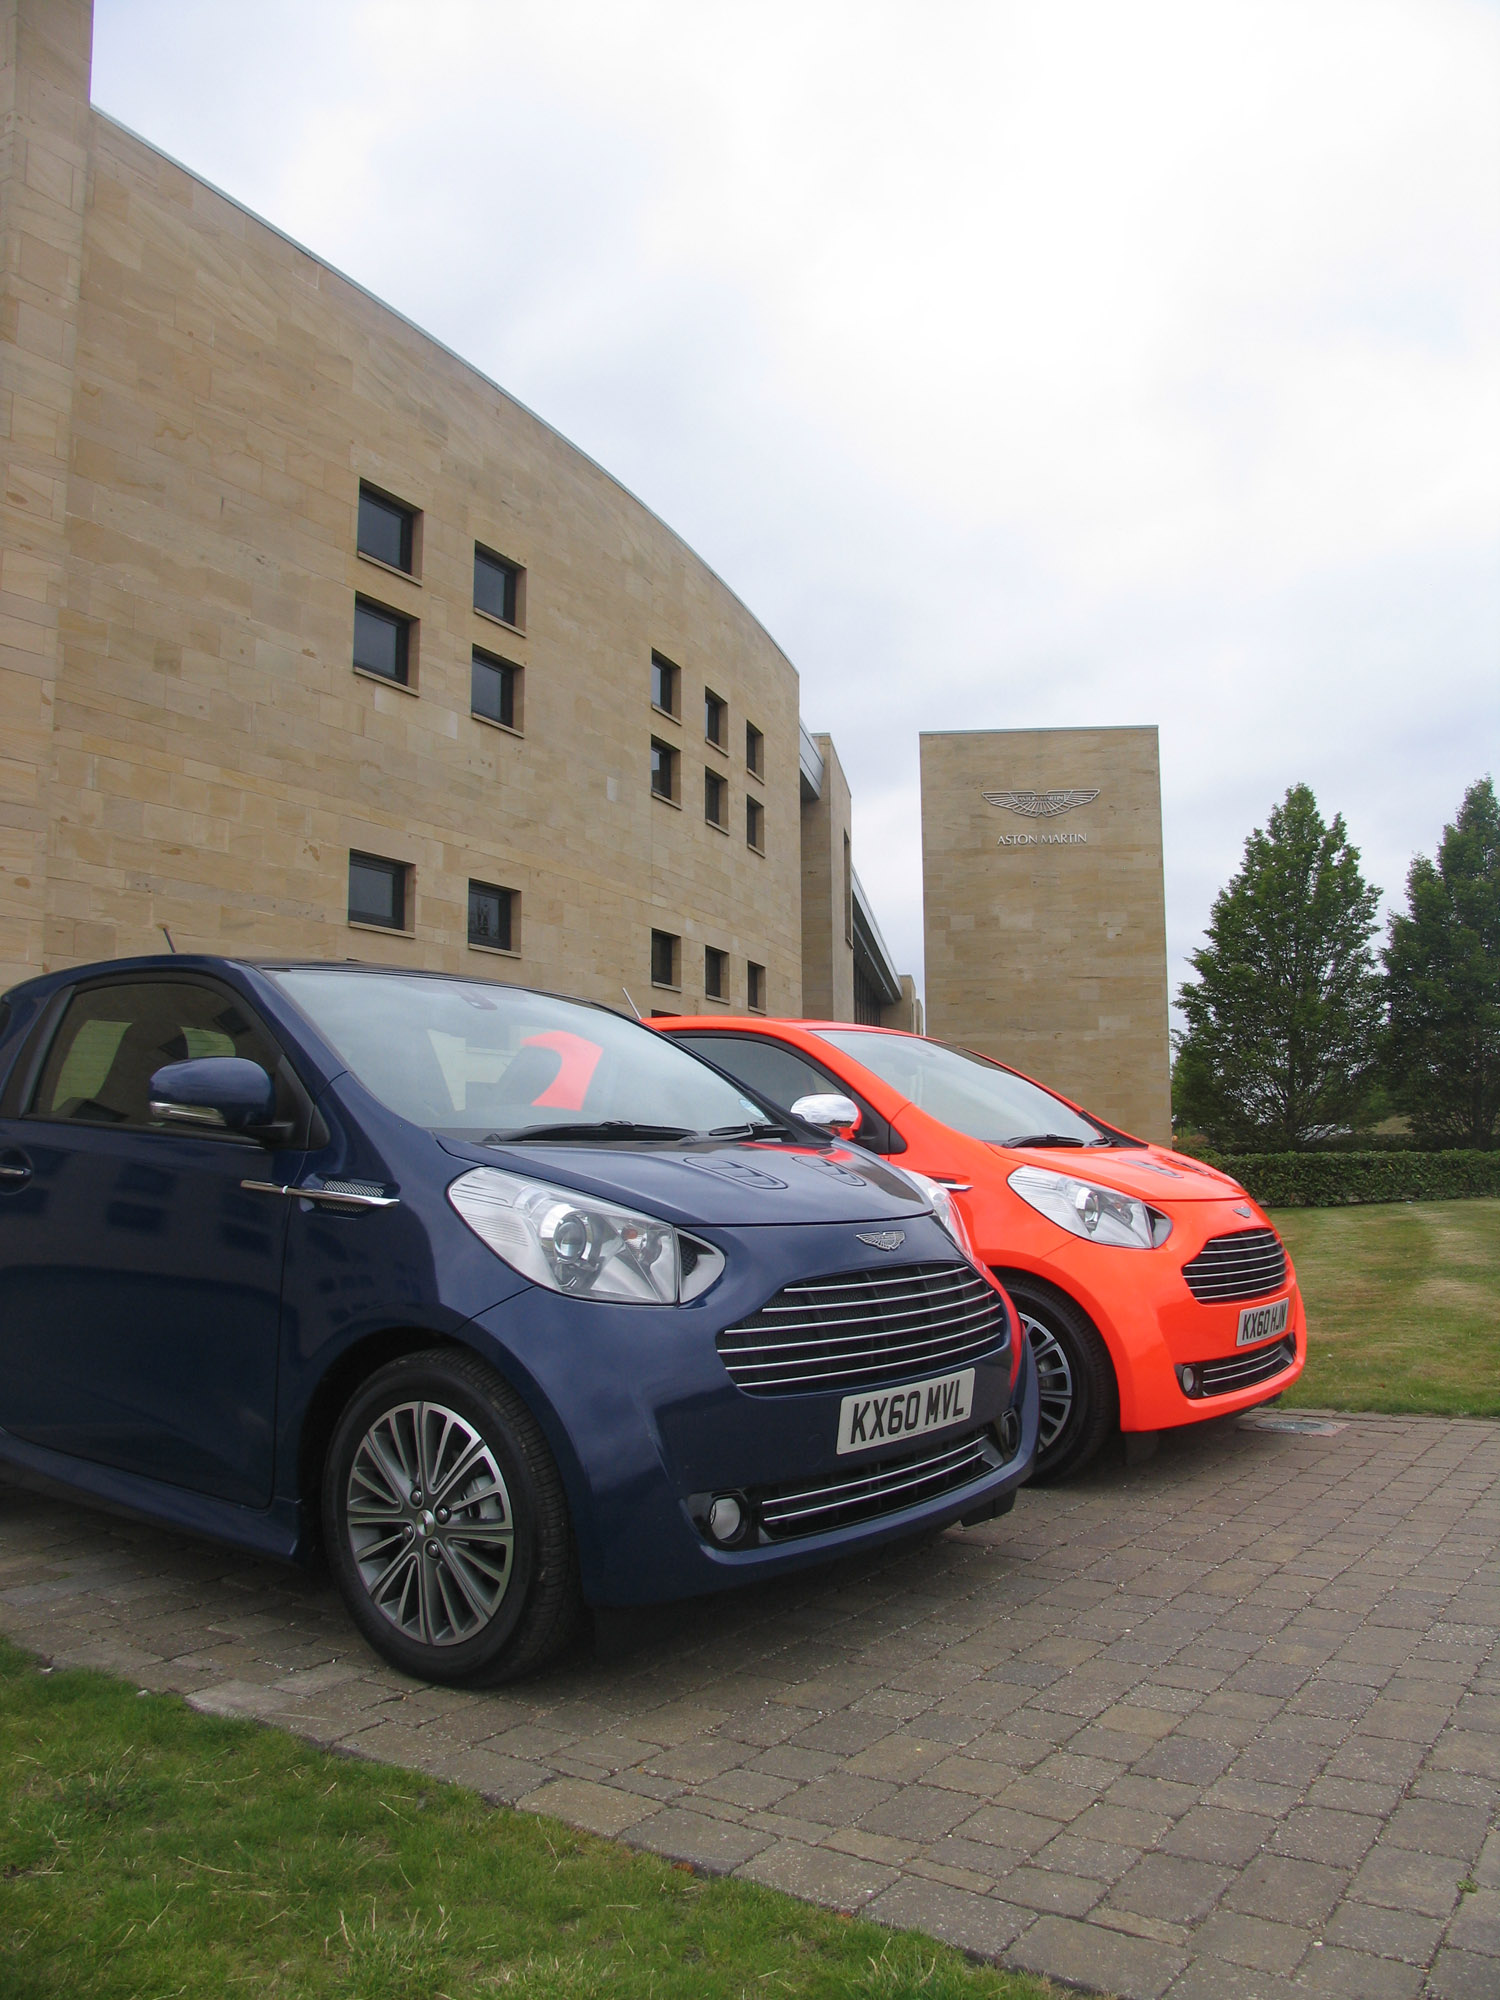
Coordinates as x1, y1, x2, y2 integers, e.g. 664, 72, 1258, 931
0, 973, 300, 1506
669, 1032, 903, 1153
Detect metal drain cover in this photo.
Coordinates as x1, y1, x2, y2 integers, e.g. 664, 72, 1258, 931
1238, 1414, 1346, 1436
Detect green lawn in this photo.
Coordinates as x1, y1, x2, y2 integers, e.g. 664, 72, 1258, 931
0, 1638, 1049, 2000
1275, 1197, 1500, 1417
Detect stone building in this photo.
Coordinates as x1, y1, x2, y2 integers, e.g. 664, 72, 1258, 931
0, 0, 912, 1023
921, 726, 1171, 1141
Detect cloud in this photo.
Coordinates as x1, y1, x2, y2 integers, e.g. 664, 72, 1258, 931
94, 0, 1500, 1010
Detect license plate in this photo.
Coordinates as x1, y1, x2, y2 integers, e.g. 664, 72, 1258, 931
836, 1368, 975, 1455
1236, 1296, 1290, 1347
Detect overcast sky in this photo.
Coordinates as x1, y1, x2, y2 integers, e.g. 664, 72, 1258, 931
93, 0, 1500, 1015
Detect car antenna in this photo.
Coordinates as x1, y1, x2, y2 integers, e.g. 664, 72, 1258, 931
160, 924, 177, 953
621, 986, 642, 1021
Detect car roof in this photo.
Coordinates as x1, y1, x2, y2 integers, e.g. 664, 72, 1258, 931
2, 953, 631, 1018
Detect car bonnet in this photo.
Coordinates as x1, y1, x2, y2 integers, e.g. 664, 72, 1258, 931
992, 1143, 1251, 1205
436, 1136, 934, 1228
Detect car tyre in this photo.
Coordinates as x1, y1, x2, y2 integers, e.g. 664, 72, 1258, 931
1004, 1282, 1118, 1483
323, 1348, 582, 1686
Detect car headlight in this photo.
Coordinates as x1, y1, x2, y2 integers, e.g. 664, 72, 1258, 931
1008, 1165, 1171, 1250
898, 1168, 981, 1264
448, 1167, 725, 1303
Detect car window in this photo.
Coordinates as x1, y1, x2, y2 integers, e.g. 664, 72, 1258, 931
271, 970, 772, 1138
670, 1033, 903, 1154
31, 981, 283, 1131
813, 1029, 1105, 1145
674, 1034, 832, 1111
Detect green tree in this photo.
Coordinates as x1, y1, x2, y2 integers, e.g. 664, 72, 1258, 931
1173, 784, 1384, 1148
1384, 775, 1500, 1149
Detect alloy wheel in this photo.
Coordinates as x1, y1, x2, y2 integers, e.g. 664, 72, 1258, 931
345, 1400, 515, 1646
1022, 1313, 1074, 1453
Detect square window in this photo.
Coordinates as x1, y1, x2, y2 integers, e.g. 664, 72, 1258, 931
651, 738, 679, 802
746, 795, 764, 851
357, 484, 415, 572
705, 688, 727, 747
651, 929, 679, 989
348, 851, 408, 930
471, 647, 519, 729
353, 597, 412, 684
704, 946, 727, 1000
474, 545, 521, 625
705, 769, 727, 828
747, 961, 766, 1012
746, 722, 764, 777
650, 652, 680, 717
467, 880, 515, 952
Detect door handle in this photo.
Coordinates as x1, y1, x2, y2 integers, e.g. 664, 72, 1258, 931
0, 1151, 32, 1191
241, 1178, 399, 1211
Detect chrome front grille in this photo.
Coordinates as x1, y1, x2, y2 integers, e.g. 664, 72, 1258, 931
1182, 1228, 1287, 1304
717, 1262, 1008, 1398
1199, 1336, 1296, 1397
754, 1426, 1002, 1539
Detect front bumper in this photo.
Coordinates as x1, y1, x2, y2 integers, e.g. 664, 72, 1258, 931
466, 1219, 1039, 1606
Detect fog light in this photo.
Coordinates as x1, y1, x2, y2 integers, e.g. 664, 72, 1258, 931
999, 1410, 1022, 1458
707, 1494, 744, 1544
1177, 1364, 1199, 1397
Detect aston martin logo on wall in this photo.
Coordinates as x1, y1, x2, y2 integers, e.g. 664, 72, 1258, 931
982, 788, 1100, 818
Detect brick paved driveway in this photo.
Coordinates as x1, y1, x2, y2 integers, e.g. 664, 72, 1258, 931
2, 1410, 1496, 2000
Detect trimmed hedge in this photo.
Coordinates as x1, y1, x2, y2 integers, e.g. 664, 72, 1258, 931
1198, 1149, 1500, 1209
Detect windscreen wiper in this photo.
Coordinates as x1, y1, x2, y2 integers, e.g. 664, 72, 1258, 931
1003, 1133, 1094, 1148
708, 1120, 800, 1140
481, 1120, 697, 1144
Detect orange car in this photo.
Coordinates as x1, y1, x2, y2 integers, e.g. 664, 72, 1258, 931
657, 1019, 1305, 1480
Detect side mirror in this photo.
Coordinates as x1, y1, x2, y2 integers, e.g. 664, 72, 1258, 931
791, 1093, 862, 1140
149, 1057, 277, 1134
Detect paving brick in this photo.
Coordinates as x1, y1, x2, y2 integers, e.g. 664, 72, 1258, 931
621, 1808, 768, 1873
997, 1865, 1106, 1917
1289, 1942, 1423, 1998
1424, 1946, 1500, 2000
1271, 1806, 1383, 1867
516, 1778, 656, 1837
1347, 1842, 1463, 1920
1160, 1806, 1274, 1867
1220, 1853, 1347, 1926
1190, 1910, 1311, 1975
1007, 1913, 1188, 2000
737, 1839, 897, 1911
1446, 1886, 1500, 1959
866, 1876, 1029, 1958
1321, 1899, 1447, 1964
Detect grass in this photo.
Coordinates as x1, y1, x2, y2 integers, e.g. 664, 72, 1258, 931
0, 1637, 1050, 2000
1274, 1197, 1500, 1418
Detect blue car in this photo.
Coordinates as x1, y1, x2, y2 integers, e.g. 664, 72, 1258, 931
0, 958, 1038, 1684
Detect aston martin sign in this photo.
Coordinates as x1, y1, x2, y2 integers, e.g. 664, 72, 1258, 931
983, 787, 1099, 846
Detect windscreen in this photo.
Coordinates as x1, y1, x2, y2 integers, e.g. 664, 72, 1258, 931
814, 1029, 1106, 1146
273, 971, 771, 1139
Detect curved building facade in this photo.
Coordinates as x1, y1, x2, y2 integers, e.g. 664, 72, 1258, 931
2, 0, 917, 1022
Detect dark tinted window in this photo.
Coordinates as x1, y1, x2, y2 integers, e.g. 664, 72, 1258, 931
705, 769, 727, 826
705, 689, 726, 745
471, 648, 517, 728
746, 795, 764, 851
650, 739, 677, 800
650, 652, 679, 715
746, 722, 764, 775
704, 946, 726, 999
349, 852, 407, 930
357, 485, 414, 571
353, 598, 410, 683
474, 547, 519, 624
651, 930, 678, 987
32, 981, 280, 1131
468, 881, 514, 951
747, 962, 765, 1012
